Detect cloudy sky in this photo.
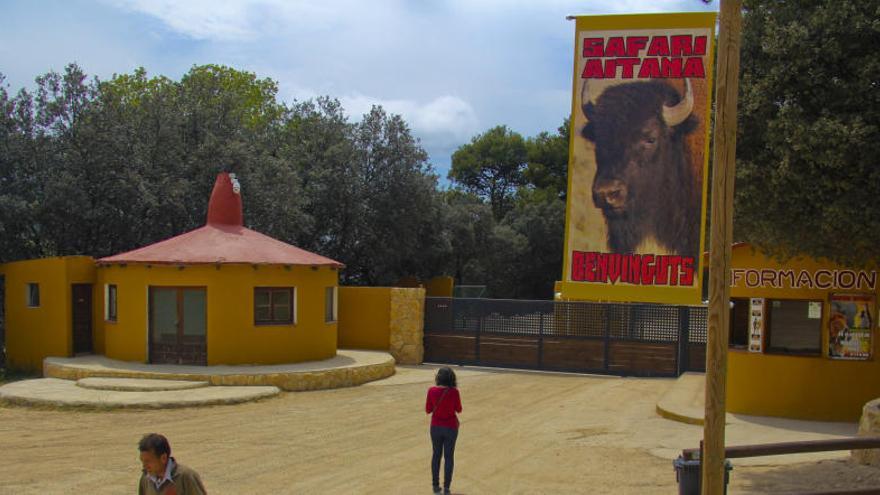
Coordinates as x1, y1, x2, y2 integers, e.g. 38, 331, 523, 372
1, 0, 717, 177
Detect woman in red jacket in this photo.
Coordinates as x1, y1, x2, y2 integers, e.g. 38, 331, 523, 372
425, 366, 462, 495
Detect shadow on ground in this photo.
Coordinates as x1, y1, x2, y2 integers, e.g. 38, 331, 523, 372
731, 459, 880, 494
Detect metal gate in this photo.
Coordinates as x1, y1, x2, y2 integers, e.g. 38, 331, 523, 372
424, 297, 707, 377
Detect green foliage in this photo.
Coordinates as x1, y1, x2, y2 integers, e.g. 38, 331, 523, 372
448, 125, 527, 220
446, 121, 569, 299
1, 62, 574, 299
0, 64, 447, 289
735, 0, 880, 267
524, 118, 570, 200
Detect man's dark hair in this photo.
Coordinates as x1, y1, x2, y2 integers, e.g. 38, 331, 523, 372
139, 433, 171, 458
435, 366, 457, 388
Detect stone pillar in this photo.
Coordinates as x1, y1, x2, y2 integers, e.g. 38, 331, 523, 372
853, 398, 880, 466
388, 288, 424, 365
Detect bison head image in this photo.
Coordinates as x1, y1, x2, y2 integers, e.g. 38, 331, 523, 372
581, 79, 700, 259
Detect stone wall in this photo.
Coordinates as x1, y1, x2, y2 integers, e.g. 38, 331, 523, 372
852, 398, 880, 465
388, 288, 425, 365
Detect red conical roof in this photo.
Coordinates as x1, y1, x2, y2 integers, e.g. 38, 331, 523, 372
206, 172, 244, 226
97, 172, 343, 267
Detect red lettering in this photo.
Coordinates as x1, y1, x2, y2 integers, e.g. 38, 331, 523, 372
647, 36, 670, 56
572, 251, 584, 281
668, 256, 682, 286
583, 37, 604, 57
637, 58, 660, 78
670, 35, 693, 56
655, 256, 669, 285
584, 251, 597, 282
629, 255, 642, 285
617, 58, 639, 78
660, 57, 683, 78
683, 57, 705, 78
582, 59, 604, 79
621, 255, 630, 283
596, 252, 608, 282
604, 59, 617, 78
693, 36, 707, 55
608, 253, 621, 283
680, 257, 695, 286
605, 37, 625, 57
626, 36, 648, 57
641, 254, 656, 285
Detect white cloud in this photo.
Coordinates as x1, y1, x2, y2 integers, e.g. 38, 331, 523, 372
106, 0, 269, 40
341, 92, 479, 142
104, 0, 362, 41
9, 0, 717, 174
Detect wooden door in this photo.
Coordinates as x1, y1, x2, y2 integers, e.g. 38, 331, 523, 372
72, 284, 93, 354
149, 287, 207, 365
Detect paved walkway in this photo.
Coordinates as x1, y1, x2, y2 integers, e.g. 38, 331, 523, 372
655, 372, 859, 465
0, 350, 397, 410
44, 348, 395, 391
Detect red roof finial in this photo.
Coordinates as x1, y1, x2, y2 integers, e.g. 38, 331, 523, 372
206, 172, 243, 226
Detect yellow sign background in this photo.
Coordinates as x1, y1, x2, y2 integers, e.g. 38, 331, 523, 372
560, 12, 717, 304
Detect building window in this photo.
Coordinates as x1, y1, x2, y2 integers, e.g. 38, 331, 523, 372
765, 299, 822, 355
325, 287, 337, 323
255, 287, 295, 325
729, 298, 749, 349
26, 283, 40, 307
104, 284, 118, 322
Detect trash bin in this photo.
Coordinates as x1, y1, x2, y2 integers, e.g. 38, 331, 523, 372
673, 456, 732, 495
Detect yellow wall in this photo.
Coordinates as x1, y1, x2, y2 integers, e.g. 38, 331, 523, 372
97, 263, 338, 365
425, 276, 454, 297
728, 351, 880, 422
337, 287, 391, 350
726, 246, 880, 421
1, 257, 96, 373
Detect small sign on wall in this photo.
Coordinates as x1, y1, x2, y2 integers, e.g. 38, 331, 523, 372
808, 302, 822, 319
829, 293, 874, 360
749, 298, 764, 353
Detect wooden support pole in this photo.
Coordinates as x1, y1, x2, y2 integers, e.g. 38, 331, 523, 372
703, 1, 743, 494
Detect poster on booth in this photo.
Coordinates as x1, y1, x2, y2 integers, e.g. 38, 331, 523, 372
829, 293, 874, 360
749, 298, 764, 353
560, 13, 716, 304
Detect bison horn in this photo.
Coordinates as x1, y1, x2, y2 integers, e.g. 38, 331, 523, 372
662, 79, 694, 127
580, 79, 591, 106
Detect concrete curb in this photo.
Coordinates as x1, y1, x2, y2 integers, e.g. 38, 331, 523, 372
76, 378, 210, 391
44, 349, 396, 392
656, 403, 704, 426
0, 378, 280, 410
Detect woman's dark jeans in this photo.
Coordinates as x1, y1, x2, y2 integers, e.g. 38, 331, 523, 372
430, 425, 458, 489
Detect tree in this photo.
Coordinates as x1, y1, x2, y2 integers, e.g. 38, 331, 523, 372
0, 76, 44, 262
441, 190, 496, 285
349, 106, 444, 285
524, 118, 570, 200
505, 192, 566, 298
448, 125, 527, 220
735, 0, 880, 267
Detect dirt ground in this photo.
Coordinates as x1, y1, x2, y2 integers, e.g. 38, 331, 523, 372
1, 366, 879, 494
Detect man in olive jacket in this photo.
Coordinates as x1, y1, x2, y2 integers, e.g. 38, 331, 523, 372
138, 433, 207, 495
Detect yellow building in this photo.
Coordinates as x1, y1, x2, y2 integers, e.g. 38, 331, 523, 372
725, 243, 879, 421
2, 172, 343, 371
0, 256, 97, 372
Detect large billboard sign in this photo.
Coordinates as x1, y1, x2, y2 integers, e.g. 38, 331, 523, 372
560, 13, 717, 304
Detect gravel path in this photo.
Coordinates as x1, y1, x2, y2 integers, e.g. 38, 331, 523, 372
0, 366, 877, 494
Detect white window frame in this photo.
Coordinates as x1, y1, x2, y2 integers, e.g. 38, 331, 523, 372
26, 283, 40, 308
325, 286, 338, 323
104, 284, 118, 322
